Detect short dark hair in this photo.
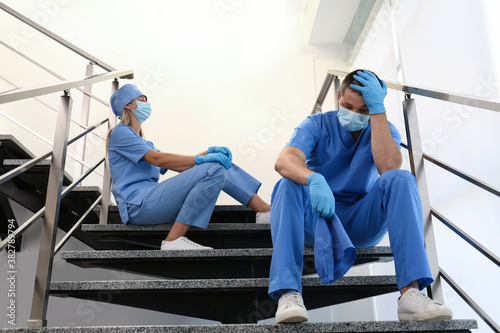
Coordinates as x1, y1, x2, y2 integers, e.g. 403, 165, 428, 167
339, 69, 382, 96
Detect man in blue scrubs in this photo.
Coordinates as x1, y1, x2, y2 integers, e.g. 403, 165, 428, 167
269, 69, 453, 323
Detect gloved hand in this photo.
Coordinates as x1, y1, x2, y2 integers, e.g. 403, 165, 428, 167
195, 153, 232, 170
307, 173, 335, 218
350, 70, 387, 114
207, 146, 232, 161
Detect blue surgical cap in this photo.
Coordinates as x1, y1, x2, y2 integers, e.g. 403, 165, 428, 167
110, 84, 146, 117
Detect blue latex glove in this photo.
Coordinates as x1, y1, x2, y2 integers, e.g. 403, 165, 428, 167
350, 70, 387, 114
195, 153, 232, 170
307, 173, 335, 218
207, 146, 232, 161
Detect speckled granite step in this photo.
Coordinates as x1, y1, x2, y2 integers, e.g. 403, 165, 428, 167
0, 134, 34, 160
3, 159, 73, 184
80, 222, 273, 249
49, 276, 399, 323
96, 204, 257, 225
0, 320, 478, 332
60, 247, 393, 279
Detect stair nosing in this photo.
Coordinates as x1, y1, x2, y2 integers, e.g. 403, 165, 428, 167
60, 247, 393, 260
81, 223, 271, 232
0, 320, 478, 332
50, 275, 398, 291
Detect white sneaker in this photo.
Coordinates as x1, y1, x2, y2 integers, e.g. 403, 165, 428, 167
160, 237, 213, 250
398, 288, 453, 321
275, 290, 309, 323
256, 211, 271, 224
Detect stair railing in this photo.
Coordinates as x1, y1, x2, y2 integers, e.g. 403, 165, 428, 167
0, 3, 134, 326
0, 3, 123, 225
0, 70, 133, 327
313, 70, 500, 333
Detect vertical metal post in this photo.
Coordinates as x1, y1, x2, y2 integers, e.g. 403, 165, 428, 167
99, 80, 118, 225
333, 76, 340, 107
27, 92, 73, 327
73, 62, 95, 180
402, 95, 443, 303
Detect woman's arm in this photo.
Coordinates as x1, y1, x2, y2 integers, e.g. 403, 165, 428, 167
143, 150, 207, 173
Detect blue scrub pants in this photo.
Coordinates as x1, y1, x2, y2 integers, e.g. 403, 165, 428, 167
268, 169, 433, 299
127, 162, 261, 228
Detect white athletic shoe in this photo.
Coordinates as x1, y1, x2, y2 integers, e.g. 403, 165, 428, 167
398, 288, 453, 321
275, 290, 309, 323
160, 237, 213, 250
255, 211, 271, 224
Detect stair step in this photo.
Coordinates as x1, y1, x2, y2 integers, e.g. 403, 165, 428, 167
61, 247, 393, 279
99, 204, 257, 224
3, 158, 73, 185
50, 276, 399, 323
81, 222, 272, 249
0, 134, 35, 160
0, 320, 478, 332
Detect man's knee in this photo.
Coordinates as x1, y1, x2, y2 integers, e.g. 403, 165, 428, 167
380, 169, 416, 187
272, 177, 307, 201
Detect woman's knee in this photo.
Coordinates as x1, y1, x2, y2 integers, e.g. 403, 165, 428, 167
199, 162, 228, 181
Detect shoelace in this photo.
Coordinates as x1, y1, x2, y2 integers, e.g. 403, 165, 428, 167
181, 237, 205, 248
406, 290, 442, 306
280, 292, 304, 310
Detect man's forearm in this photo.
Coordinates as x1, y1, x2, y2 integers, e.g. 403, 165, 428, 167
370, 113, 402, 174
275, 149, 314, 185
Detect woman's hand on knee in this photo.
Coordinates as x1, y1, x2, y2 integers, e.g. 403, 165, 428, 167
195, 153, 232, 170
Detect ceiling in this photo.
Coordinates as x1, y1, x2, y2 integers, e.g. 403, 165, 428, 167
307, 0, 361, 44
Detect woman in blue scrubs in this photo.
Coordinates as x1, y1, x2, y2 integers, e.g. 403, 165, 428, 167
107, 84, 270, 250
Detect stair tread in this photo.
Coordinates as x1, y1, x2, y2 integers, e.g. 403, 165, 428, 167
0, 320, 478, 332
50, 275, 397, 290
101, 204, 253, 213
60, 246, 393, 259
0, 135, 35, 159
81, 222, 269, 232
3, 158, 51, 165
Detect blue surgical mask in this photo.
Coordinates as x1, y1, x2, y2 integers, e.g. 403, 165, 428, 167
133, 101, 152, 123
337, 105, 370, 132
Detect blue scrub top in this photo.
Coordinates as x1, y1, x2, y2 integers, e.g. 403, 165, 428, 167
108, 123, 167, 223
286, 110, 401, 206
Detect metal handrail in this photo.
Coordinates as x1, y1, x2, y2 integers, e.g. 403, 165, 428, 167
423, 154, 500, 197
0, 110, 108, 174
54, 195, 102, 254
0, 207, 44, 252
440, 269, 499, 332
0, 40, 110, 108
0, 3, 116, 72
0, 157, 105, 252
324, 70, 500, 113
0, 117, 109, 186
0, 70, 133, 104
431, 208, 500, 267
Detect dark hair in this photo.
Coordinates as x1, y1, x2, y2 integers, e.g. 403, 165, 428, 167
339, 69, 382, 96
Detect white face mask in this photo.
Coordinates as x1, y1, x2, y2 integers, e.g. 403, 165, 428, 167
337, 105, 370, 132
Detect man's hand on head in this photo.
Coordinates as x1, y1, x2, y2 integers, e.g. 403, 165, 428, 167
350, 70, 387, 115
